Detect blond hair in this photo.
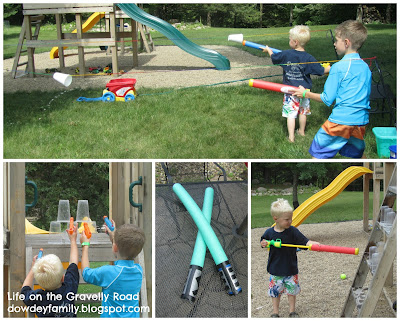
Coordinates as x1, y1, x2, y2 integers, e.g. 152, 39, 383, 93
271, 198, 293, 219
32, 254, 64, 290
114, 224, 145, 260
289, 25, 311, 47
335, 20, 367, 51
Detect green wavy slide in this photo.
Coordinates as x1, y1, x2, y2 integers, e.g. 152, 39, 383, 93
118, 4, 230, 70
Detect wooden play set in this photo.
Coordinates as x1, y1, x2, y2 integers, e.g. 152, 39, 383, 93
3, 162, 152, 317
341, 162, 396, 317
12, 3, 153, 79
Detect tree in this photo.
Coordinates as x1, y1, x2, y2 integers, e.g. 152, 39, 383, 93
25, 163, 109, 230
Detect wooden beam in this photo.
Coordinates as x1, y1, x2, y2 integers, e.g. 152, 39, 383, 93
109, 6, 119, 77
55, 14, 65, 68
76, 13, 85, 77
8, 163, 26, 317
23, 6, 114, 15
26, 38, 120, 47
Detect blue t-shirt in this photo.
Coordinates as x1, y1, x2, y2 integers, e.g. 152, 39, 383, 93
83, 260, 143, 318
321, 53, 371, 125
271, 49, 325, 89
260, 226, 309, 276
21, 263, 79, 317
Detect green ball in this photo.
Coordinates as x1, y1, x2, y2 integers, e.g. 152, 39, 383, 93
340, 274, 347, 280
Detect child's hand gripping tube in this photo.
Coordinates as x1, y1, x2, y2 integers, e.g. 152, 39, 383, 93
173, 183, 241, 296
182, 187, 214, 301
68, 217, 74, 235
83, 222, 92, 239
38, 248, 43, 259
103, 216, 115, 232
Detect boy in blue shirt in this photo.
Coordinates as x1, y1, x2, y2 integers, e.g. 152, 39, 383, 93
263, 25, 330, 143
293, 20, 371, 158
80, 221, 145, 318
21, 223, 80, 317
260, 199, 319, 318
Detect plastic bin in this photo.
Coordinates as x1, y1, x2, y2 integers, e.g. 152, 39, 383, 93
372, 127, 397, 158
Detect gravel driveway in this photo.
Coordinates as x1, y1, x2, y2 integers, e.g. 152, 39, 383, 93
3, 45, 281, 93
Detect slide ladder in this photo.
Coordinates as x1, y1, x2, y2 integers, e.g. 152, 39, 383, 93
11, 15, 44, 78
341, 166, 397, 317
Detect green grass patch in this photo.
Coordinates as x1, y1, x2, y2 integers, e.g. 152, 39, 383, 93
251, 191, 382, 228
4, 83, 391, 158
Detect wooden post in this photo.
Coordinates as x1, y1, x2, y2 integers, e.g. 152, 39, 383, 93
362, 162, 371, 232
131, 19, 138, 67
119, 17, 125, 56
138, 162, 152, 316
7, 163, 26, 317
55, 13, 65, 68
76, 13, 85, 76
25, 15, 35, 78
109, 6, 119, 77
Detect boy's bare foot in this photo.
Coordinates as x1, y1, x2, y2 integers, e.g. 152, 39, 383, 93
296, 129, 305, 136
288, 136, 295, 143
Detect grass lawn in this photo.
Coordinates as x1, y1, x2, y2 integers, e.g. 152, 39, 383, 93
4, 24, 396, 159
251, 191, 384, 228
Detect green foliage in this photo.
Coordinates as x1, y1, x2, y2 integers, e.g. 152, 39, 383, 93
251, 163, 364, 190
25, 163, 109, 230
3, 4, 20, 19
293, 4, 358, 26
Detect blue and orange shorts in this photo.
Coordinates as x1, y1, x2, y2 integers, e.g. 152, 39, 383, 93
309, 120, 366, 159
268, 274, 301, 298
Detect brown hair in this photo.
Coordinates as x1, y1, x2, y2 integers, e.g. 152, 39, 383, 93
335, 20, 368, 51
114, 224, 145, 259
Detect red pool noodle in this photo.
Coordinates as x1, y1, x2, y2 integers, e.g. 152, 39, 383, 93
249, 79, 298, 94
310, 244, 359, 255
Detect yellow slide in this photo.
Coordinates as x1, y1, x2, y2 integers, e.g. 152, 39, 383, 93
273, 166, 373, 227
25, 219, 49, 234
50, 12, 105, 59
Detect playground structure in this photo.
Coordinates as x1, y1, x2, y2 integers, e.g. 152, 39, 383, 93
269, 165, 396, 234
3, 162, 152, 317
342, 163, 397, 317
12, 3, 230, 79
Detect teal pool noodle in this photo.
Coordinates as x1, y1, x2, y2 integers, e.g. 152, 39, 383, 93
173, 183, 241, 295
173, 183, 228, 264
181, 187, 214, 301
191, 187, 213, 266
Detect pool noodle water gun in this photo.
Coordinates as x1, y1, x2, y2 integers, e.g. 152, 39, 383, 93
37, 248, 44, 259
228, 33, 281, 54
173, 183, 241, 296
83, 222, 92, 239
103, 216, 115, 232
181, 187, 214, 301
265, 239, 359, 255
249, 79, 300, 94
68, 217, 74, 235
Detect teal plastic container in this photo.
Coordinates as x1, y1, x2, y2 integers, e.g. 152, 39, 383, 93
372, 127, 397, 158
